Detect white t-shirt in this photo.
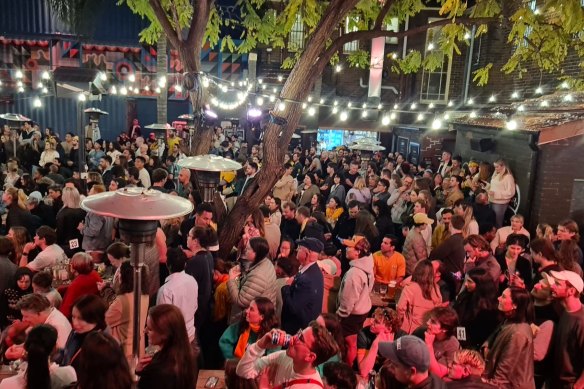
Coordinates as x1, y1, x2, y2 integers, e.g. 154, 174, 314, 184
0, 363, 76, 389
44, 308, 72, 350
27, 245, 67, 272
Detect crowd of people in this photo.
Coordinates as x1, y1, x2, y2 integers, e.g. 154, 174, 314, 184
0, 121, 582, 389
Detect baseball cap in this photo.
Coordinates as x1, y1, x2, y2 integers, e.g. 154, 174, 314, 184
296, 237, 324, 253
317, 259, 338, 276
378, 335, 430, 372
413, 213, 434, 225
342, 234, 365, 247
550, 270, 584, 293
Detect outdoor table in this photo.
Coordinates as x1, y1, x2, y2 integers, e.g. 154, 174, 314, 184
0, 365, 17, 382
197, 369, 225, 388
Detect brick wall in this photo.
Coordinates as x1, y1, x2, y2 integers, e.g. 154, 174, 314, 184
531, 136, 584, 227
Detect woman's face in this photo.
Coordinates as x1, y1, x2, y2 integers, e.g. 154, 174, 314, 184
279, 241, 291, 258
107, 254, 122, 268
434, 175, 442, 186
245, 301, 263, 325
506, 244, 523, 259
303, 176, 311, 187
311, 194, 318, 205
454, 205, 464, 216
17, 275, 31, 291
72, 306, 97, 334
494, 163, 504, 174
464, 275, 476, 292
6, 229, 15, 241
145, 316, 164, 346
264, 195, 272, 207
2, 193, 11, 206
245, 244, 256, 262
333, 175, 340, 184
327, 198, 338, 209
498, 288, 515, 312
409, 191, 418, 203
109, 180, 118, 192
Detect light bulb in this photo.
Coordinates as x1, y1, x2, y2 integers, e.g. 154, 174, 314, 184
470, 111, 477, 118
518, 105, 525, 112
362, 103, 367, 109
506, 119, 518, 130
428, 103, 435, 109
302, 103, 307, 109
410, 103, 417, 110
464, 32, 471, 40
382, 116, 390, 125
431, 119, 442, 130
15, 70, 23, 79
377, 104, 382, 110
563, 94, 573, 102
335, 65, 342, 73
535, 86, 543, 94
33, 97, 42, 108
467, 98, 474, 105
340, 111, 348, 121
144, 85, 150, 91
120, 86, 128, 95
390, 112, 397, 120
511, 91, 519, 99
443, 113, 450, 120
447, 101, 454, 107
100, 72, 107, 81
256, 97, 264, 106
111, 86, 117, 94
174, 84, 182, 92
42, 87, 48, 94
155, 87, 161, 93
393, 104, 399, 109
269, 95, 275, 102
332, 107, 338, 114
489, 95, 496, 103
41, 71, 50, 80
278, 102, 286, 111
427, 43, 435, 51
78, 93, 86, 101
277, 75, 283, 82
417, 113, 424, 121
128, 74, 136, 82
320, 98, 325, 104
37, 82, 43, 89
308, 106, 316, 116
362, 111, 368, 118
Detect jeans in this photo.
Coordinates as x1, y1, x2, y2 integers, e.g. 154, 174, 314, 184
490, 202, 509, 228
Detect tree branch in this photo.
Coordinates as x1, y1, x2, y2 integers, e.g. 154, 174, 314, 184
315, 16, 497, 72
148, 0, 181, 49
170, 2, 183, 42
186, 0, 214, 48
374, 0, 394, 31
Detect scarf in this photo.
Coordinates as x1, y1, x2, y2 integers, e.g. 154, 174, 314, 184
234, 323, 261, 358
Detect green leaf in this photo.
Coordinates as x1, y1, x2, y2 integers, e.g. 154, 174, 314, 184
472, 63, 493, 86
347, 50, 370, 69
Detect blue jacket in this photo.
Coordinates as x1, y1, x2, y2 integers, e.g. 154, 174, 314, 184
281, 262, 323, 334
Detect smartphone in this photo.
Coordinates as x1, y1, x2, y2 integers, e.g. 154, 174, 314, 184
204, 376, 219, 388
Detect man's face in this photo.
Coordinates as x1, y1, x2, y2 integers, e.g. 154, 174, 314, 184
348, 206, 359, 218
135, 159, 144, 169
464, 244, 477, 260
286, 326, 315, 364
349, 163, 358, 174
380, 238, 394, 253
511, 218, 523, 231
442, 152, 450, 161
65, 134, 72, 142
178, 169, 189, 184
403, 177, 414, 188
450, 177, 458, 188
99, 158, 107, 170
283, 206, 295, 219
550, 279, 572, 299
268, 198, 277, 212
295, 211, 304, 224
441, 212, 452, 227
245, 165, 255, 176
195, 211, 213, 227
387, 359, 412, 384
21, 309, 44, 326
48, 189, 60, 200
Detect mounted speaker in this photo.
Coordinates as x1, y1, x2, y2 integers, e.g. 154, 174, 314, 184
470, 138, 494, 152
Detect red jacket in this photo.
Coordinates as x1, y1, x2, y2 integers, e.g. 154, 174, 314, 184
60, 271, 102, 319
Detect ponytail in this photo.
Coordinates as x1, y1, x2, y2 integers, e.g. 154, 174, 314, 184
24, 325, 57, 389
17, 189, 28, 210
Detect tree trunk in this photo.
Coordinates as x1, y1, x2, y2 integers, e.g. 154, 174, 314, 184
156, 37, 168, 124
217, 0, 360, 258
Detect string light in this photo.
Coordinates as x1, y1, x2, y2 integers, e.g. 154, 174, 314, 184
256, 96, 264, 106
416, 113, 424, 121
278, 102, 286, 111
410, 103, 417, 110
110, 86, 117, 94
144, 85, 150, 92
563, 94, 573, 102
535, 86, 543, 94
443, 113, 450, 120
42, 87, 48, 94
302, 102, 307, 109
332, 106, 338, 114
393, 104, 399, 109
347, 102, 352, 108
431, 118, 442, 130
157, 76, 166, 87
17, 86, 24, 93
277, 75, 283, 82
540, 100, 549, 107
120, 86, 128, 95
362, 103, 367, 109
155, 87, 161, 93
391, 53, 398, 59
428, 103, 435, 109
320, 98, 325, 104
469, 111, 477, 118
15, 70, 23, 79
335, 65, 342, 73
511, 91, 519, 99
464, 32, 471, 40
334, 100, 338, 106
78, 93, 86, 101
37, 82, 43, 89
506, 119, 518, 130
361, 111, 368, 118
258, 78, 263, 84
382, 115, 390, 125
202, 77, 210, 88
174, 84, 182, 92
518, 105, 525, 112
390, 112, 397, 120
377, 104, 382, 110
308, 106, 316, 116
488, 95, 496, 103
128, 74, 136, 82
560, 81, 569, 90
269, 95, 276, 102
467, 98, 474, 105
41, 71, 50, 80
307, 96, 313, 102
447, 101, 454, 107
340, 111, 348, 121
261, 84, 266, 90
427, 43, 435, 51
100, 72, 107, 81
33, 97, 42, 108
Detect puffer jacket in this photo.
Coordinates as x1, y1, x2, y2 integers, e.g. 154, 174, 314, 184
483, 322, 535, 389
227, 257, 277, 323
403, 228, 428, 275
336, 255, 374, 317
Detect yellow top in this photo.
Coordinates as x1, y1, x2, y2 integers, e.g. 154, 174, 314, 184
372, 251, 406, 284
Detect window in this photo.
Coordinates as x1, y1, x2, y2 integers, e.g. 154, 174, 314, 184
289, 13, 305, 51
420, 19, 452, 103
343, 16, 359, 53
385, 18, 399, 44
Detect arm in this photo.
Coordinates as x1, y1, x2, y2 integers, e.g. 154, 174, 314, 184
81, 214, 104, 238
357, 331, 391, 378
336, 271, 362, 318
413, 235, 428, 261
235, 338, 282, 379
155, 228, 167, 264
493, 175, 516, 201
425, 334, 449, 378
227, 269, 266, 309
219, 324, 240, 360
532, 321, 553, 362
104, 297, 125, 328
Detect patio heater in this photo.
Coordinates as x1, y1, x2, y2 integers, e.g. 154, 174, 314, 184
83, 108, 109, 174
177, 114, 195, 150
0, 113, 32, 158
178, 154, 242, 203
348, 138, 385, 163
80, 188, 193, 366
144, 123, 174, 158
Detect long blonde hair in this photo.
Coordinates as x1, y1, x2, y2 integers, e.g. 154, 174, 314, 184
61, 187, 81, 209
5, 187, 27, 210
493, 159, 512, 178
353, 176, 366, 191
